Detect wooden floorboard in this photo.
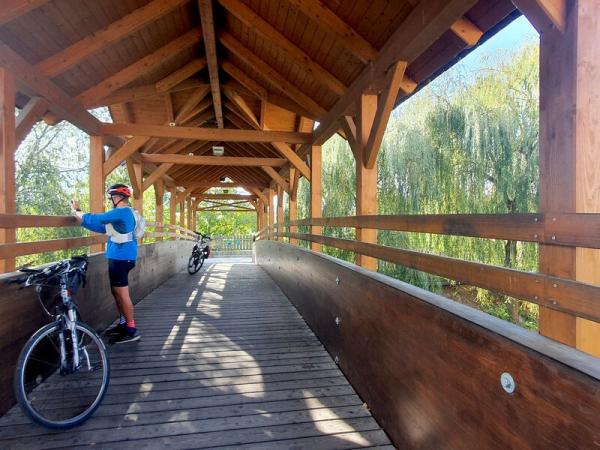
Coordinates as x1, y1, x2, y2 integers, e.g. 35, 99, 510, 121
0, 260, 392, 449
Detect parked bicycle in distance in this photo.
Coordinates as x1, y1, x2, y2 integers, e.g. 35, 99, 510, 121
10, 255, 110, 429
188, 232, 211, 274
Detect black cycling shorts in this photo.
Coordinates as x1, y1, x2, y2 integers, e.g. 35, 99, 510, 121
108, 259, 136, 287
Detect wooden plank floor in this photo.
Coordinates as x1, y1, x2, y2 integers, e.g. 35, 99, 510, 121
0, 259, 393, 449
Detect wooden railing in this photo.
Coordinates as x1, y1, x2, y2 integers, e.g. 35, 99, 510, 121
256, 213, 600, 324
0, 214, 197, 270
211, 235, 254, 252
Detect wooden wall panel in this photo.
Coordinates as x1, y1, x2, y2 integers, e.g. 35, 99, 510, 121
0, 239, 191, 416
255, 240, 600, 450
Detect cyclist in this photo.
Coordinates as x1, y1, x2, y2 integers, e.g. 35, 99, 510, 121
70, 184, 140, 344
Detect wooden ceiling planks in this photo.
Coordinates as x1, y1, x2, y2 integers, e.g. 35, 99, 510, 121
1, 0, 519, 195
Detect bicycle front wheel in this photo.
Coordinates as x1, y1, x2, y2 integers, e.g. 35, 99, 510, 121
14, 321, 110, 429
187, 253, 203, 274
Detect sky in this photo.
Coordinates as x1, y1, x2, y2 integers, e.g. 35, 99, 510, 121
460, 15, 539, 72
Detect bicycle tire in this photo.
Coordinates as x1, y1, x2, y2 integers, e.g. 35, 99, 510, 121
187, 253, 203, 274
14, 321, 110, 429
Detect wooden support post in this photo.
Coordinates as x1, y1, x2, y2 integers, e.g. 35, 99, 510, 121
154, 179, 164, 241
277, 185, 284, 241
89, 135, 105, 253
169, 188, 177, 239
355, 94, 378, 270
268, 188, 275, 240
256, 202, 261, 233
0, 69, 16, 273
179, 199, 186, 230
289, 199, 297, 245
131, 162, 143, 213
310, 145, 322, 252
538, 0, 600, 356
289, 173, 298, 245
187, 197, 193, 232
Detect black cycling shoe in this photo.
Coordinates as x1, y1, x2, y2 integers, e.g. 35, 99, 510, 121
110, 329, 141, 345
105, 323, 126, 337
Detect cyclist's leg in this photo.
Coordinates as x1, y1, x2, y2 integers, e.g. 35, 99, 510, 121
108, 260, 127, 333
108, 260, 139, 343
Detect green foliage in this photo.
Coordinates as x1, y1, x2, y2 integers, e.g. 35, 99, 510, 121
296, 44, 541, 329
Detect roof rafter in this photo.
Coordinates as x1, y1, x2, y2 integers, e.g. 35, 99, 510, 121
0, 43, 101, 135
156, 58, 207, 93
218, 0, 346, 96
198, 0, 225, 128
92, 79, 209, 108
78, 28, 203, 106
0, 0, 50, 26
313, 0, 479, 147
511, 0, 567, 34
36, 0, 189, 77
220, 31, 327, 118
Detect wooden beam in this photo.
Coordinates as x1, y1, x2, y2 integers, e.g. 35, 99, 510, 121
222, 87, 260, 128
310, 145, 322, 252
140, 153, 287, 167
132, 162, 144, 215
286, 0, 374, 64
89, 136, 105, 253
512, 0, 568, 34
164, 94, 175, 125
78, 28, 203, 106
364, 61, 407, 169
0, 0, 50, 26
199, 193, 257, 200
15, 96, 48, 146
93, 79, 209, 108
221, 60, 268, 99
156, 58, 207, 93
339, 115, 359, 161
126, 158, 142, 197
102, 123, 313, 143
220, 32, 327, 118
198, 0, 224, 128
218, 0, 346, 96
261, 166, 290, 194
0, 69, 16, 272
174, 86, 211, 122
313, 0, 478, 146
355, 94, 378, 270
450, 17, 484, 46
271, 142, 311, 181
103, 136, 150, 177
222, 97, 311, 180
142, 163, 175, 191
36, 0, 189, 77
538, 0, 599, 355
154, 179, 165, 240
0, 44, 101, 135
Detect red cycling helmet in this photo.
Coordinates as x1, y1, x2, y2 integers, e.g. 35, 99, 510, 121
107, 184, 132, 198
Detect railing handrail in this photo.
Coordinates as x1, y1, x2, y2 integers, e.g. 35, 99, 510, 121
261, 213, 600, 249
0, 213, 198, 264
256, 212, 600, 324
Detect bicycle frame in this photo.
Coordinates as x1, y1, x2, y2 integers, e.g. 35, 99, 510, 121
59, 272, 80, 373
23, 258, 88, 374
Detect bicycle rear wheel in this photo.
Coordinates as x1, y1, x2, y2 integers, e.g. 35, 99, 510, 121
14, 321, 110, 429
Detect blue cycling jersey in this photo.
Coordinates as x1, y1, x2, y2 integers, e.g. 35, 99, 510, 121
81, 207, 138, 260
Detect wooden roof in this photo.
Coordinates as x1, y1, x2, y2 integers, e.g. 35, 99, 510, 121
0, 0, 519, 194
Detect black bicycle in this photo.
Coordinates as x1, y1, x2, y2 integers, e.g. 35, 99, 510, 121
188, 232, 211, 274
11, 255, 110, 429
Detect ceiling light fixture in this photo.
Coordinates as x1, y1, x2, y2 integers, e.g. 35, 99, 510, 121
212, 145, 224, 156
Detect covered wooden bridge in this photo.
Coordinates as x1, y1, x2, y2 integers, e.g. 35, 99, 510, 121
0, 0, 599, 448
